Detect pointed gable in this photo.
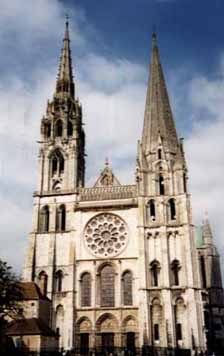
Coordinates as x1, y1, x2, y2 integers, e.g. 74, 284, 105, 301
94, 161, 121, 187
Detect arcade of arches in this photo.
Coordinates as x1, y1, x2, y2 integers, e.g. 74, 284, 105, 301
76, 314, 139, 351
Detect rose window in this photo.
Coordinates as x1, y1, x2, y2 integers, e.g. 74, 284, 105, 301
84, 213, 128, 258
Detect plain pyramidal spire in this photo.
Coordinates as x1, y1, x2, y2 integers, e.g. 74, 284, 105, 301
142, 32, 179, 154
56, 16, 75, 97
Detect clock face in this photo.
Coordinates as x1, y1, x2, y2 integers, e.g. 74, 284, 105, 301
84, 213, 128, 258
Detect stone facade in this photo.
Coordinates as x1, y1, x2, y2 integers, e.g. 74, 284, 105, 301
22, 23, 224, 353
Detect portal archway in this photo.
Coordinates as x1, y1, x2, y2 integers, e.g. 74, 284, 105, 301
96, 313, 119, 351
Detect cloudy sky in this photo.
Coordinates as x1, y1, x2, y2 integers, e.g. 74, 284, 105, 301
0, 0, 224, 273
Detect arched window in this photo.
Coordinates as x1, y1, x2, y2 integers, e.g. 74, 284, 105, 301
52, 156, 58, 175
152, 298, 162, 343
171, 260, 180, 286
100, 265, 115, 307
39, 206, 49, 232
67, 121, 73, 137
168, 198, 176, 221
55, 270, 63, 292
55, 120, 63, 137
81, 272, 91, 307
147, 200, 156, 221
150, 260, 160, 287
158, 149, 162, 160
122, 271, 133, 306
39, 271, 48, 296
51, 149, 64, 177
56, 205, 66, 232
175, 298, 185, 342
56, 305, 64, 349
45, 122, 51, 138
159, 175, 165, 195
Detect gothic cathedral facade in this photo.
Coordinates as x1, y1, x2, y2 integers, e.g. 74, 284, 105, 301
22, 21, 224, 352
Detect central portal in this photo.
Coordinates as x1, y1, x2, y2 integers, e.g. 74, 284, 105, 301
102, 333, 114, 351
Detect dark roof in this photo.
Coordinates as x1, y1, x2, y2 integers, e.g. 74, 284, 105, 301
20, 282, 49, 301
6, 318, 56, 337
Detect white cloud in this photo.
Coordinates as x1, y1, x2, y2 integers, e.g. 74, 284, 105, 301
184, 74, 224, 268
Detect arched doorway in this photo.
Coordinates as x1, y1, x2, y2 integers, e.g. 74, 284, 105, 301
122, 316, 138, 351
76, 317, 92, 355
96, 313, 119, 352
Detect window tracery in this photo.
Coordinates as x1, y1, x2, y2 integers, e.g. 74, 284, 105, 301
84, 213, 128, 258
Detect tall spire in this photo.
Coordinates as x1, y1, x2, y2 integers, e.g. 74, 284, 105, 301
142, 33, 179, 154
56, 16, 75, 98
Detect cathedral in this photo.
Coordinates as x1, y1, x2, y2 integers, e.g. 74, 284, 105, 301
22, 20, 224, 354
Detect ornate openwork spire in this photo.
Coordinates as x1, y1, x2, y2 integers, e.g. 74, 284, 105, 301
142, 32, 179, 154
56, 16, 75, 97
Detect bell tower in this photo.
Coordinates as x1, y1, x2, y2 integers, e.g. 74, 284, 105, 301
38, 18, 85, 193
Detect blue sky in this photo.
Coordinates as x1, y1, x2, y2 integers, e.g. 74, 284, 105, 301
0, 0, 224, 273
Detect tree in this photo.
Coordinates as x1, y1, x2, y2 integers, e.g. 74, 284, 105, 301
0, 259, 23, 340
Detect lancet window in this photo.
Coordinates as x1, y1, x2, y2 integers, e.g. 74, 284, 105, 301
147, 200, 156, 221
55, 119, 63, 137
55, 270, 63, 292
150, 260, 160, 287
56, 205, 66, 232
122, 270, 133, 306
168, 198, 176, 221
159, 175, 165, 195
39, 271, 48, 296
152, 298, 162, 343
171, 259, 181, 286
39, 205, 50, 233
80, 272, 91, 307
51, 149, 64, 177
67, 120, 73, 136
100, 265, 115, 307
175, 298, 185, 342
45, 122, 51, 138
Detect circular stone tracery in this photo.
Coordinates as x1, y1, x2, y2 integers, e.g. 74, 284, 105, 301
84, 213, 128, 258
